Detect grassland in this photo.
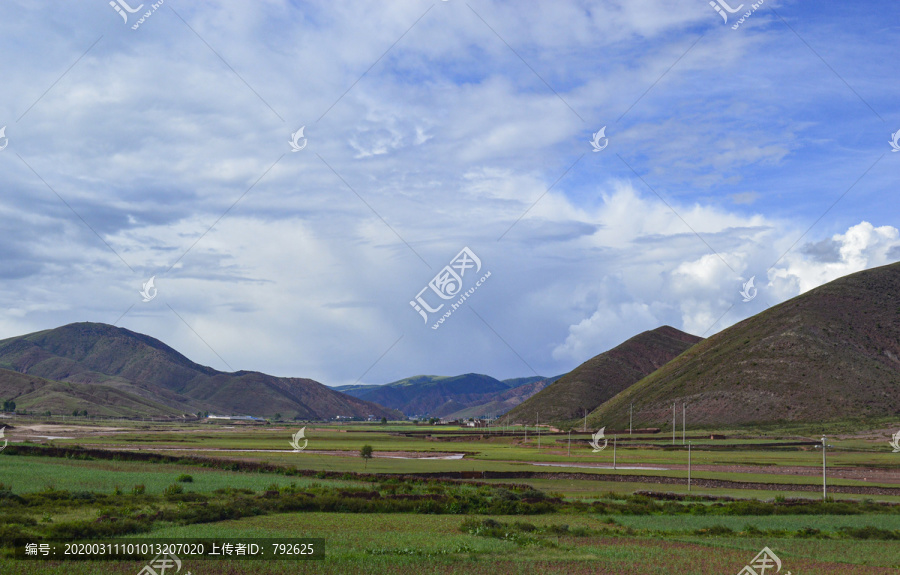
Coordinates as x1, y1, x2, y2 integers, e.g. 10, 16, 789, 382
1, 418, 899, 573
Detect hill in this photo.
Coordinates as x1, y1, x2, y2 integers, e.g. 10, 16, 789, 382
506, 326, 702, 424
588, 262, 900, 428
338, 373, 558, 417
0, 323, 401, 420
0, 368, 184, 418
441, 378, 555, 420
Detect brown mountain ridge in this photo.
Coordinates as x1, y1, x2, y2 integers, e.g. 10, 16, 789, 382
588, 261, 900, 428
506, 326, 702, 424
0, 322, 401, 420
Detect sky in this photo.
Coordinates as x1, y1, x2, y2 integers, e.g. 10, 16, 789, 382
1, 0, 898, 386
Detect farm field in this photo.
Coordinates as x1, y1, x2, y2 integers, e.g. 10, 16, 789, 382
2, 418, 900, 573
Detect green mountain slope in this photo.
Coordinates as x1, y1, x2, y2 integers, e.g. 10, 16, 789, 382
507, 326, 702, 424
340, 373, 557, 417
588, 262, 900, 428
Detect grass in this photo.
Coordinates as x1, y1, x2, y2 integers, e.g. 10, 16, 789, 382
3, 513, 895, 574
2, 419, 900, 573
0, 456, 373, 495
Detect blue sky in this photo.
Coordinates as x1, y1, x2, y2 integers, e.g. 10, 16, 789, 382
1, 0, 898, 386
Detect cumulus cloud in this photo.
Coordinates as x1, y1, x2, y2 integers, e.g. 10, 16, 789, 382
770, 222, 900, 298
1, 1, 897, 385
552, 218, 900, 365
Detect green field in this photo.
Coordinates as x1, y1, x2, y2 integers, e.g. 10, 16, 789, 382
1, 418, 899, 573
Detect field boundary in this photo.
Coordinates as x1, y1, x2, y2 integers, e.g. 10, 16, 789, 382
7, 444, 900, 497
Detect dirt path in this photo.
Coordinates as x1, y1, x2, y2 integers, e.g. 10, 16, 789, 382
522, 460, 900, 484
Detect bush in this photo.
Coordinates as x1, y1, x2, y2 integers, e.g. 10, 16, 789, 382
520, 488, 546, 501
840, 526, 900, 540
493, 488, 519, 501
176, 474, 193, 483
47, 518, 151, 539
163, 484, 183, 496
131, 484, 145, 495
694, 525, 734, 536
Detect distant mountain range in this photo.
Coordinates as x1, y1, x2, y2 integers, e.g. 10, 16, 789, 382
3, 263, 896, 427
335, 374, 561, 418
506, 326, 702, 424
0, 323, 401, 420
589, 262, 900, 428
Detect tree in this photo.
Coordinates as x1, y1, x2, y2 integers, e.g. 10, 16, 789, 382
380, 417, 387, 425
73, 409, 80, 417
360, 444, 373, 469
274, 413, 282, 421
81, 410, 88, 417
2, 400, 15, 412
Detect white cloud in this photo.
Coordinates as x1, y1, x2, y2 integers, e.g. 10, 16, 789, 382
769, 222, 900, 298
1, 0, 898, 387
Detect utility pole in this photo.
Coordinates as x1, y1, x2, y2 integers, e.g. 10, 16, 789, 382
629, 402, 633, 435
821, 436, 827, 501
613, 435, 617, 469
583, 409, 587, 433
672, 403, 676, 445
682, 403, 686, 445
688, 442, 692, 492
537, 413, 540, 450
567, 430, 571, 457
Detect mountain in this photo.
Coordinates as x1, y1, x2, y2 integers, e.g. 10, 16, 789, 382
506, 326, 702, 424
0, 368, 184, 418
0, 322, 401, 420
588, 262, 900, 428
441, 378, 555, 420
336, 373, 559, 417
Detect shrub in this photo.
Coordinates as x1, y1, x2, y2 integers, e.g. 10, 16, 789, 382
163, 484, 183, 496
694, 525, 734, 536
131, 484, 145, 495
47, 518, 151, 540
520, 488, 546, 501
545, 524, 569, 535
493, 488, 519, 501
840, 526, 900, 540
176, 474, 193, 483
